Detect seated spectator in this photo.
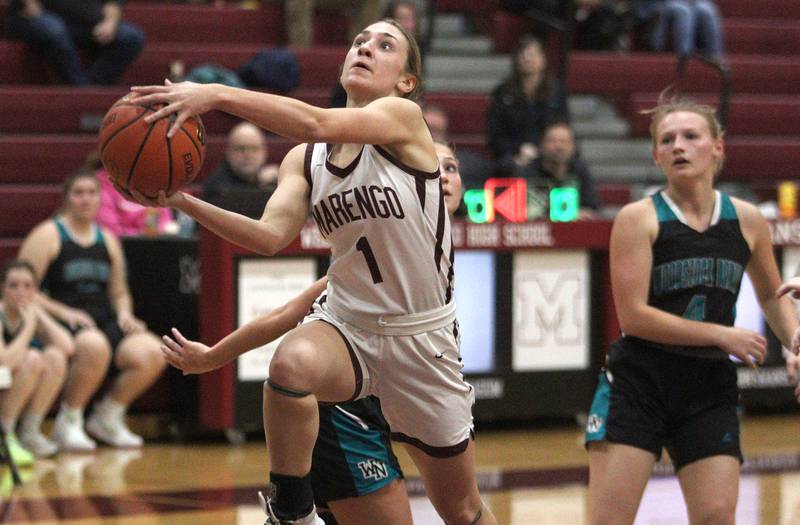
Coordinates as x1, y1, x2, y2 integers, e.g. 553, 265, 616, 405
502, 0, 626, 51
18, 170, 167, 451
632, 0, 725, 60
72, 152, 176, 237
4, 0, 145, 85
97, 173, 176, 236
422, 103, 495, 191
203, 122, 279, 209
518, 121, 601, 217
0, 260, 72, 460
487, 35, 569, 177
284, 0, 385, 47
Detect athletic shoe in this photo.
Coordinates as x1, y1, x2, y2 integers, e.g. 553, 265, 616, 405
52, 410, 96, 452
258, 490, 325, 525
86, 406, 143, 448
6, 433, 35, 467
17, 428, 59, 458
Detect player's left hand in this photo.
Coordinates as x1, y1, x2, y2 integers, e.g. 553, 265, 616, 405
118, 311, 146, 334
791, 327, 800, 356
161, 327, 217, 375
129, 80, 215, 138
786, 353, 800, 403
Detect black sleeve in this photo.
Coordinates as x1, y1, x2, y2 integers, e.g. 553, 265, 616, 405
486, 85, 519, 161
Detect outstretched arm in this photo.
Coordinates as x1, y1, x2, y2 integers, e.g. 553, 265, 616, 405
161, 277, 327, 374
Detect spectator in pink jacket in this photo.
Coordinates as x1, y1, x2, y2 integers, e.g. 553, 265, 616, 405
96, 169, 175, 236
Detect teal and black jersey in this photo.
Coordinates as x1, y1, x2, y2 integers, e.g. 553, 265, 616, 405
41, 218, 113, 321
624, 190, 751, 359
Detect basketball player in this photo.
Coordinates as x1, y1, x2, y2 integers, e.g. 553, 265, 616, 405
0, 260, 72, 460
583, 98, 800, 525
160, 141, 464, 525
18, 170, 167, 452
129, 20, 494, 525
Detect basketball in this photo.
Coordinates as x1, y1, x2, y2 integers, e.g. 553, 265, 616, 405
98, 94, 206, 198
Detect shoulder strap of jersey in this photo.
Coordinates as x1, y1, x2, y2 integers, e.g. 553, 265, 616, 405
54, 218, 70, 242
650, 191, 677, 223
303, 143, 315, 190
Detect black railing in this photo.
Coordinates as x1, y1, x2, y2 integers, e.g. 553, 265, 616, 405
677, 54, 732, 130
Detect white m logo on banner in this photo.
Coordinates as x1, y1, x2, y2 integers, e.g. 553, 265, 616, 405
512, 251, 589, 371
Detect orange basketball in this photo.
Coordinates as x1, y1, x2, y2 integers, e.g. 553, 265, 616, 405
98, 94, 206, 199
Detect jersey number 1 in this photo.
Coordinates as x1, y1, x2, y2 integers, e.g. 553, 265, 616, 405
356, 236, 384, 284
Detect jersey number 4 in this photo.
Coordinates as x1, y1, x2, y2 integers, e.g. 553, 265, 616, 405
357, 236, 384, 284
683, 294, 706, 321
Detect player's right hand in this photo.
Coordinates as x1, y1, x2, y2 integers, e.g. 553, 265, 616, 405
786, 353, 800, 402
64, 308, 96, 330
161, 327, 218, 375
717, 326, 766, 368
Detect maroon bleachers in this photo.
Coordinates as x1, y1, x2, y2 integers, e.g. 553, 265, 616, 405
630, 94, 800, 137
0, 41, 346, 88
0, 185, 61, 237
123, 3, 282, 45
0, 87, 489, 136
717, 0, 800, 19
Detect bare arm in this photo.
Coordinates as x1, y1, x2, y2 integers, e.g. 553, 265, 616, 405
165, 144, 311, 256
104, 231, 145, 334
34, 307, 75, 356
130, 82, 430, 153
161, 277, 328, 374
611, 200, 766, 366
0, 306, 37, 368
736, 200, 799, 349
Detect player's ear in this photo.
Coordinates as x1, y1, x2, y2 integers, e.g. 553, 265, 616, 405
396, 73, 416, 97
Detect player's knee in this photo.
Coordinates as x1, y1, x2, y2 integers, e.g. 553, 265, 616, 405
43, 347, 68, 378
23, 351, 46, 375
75, 330, 112, 364
693, 500, 735, 525
442, 502, 484, 525
268, 344, 317, 393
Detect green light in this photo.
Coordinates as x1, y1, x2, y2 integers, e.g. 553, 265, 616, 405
464, 189, 488, 223
549, 187, 579, 222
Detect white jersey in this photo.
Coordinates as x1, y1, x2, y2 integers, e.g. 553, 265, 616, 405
305, 142, 455, 319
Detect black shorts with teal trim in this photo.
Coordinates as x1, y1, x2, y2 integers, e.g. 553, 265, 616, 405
311, 396, 402, 508
584, 338, 743, 471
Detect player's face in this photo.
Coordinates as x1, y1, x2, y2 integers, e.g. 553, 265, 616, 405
435, 143, 463, 215
342, 22, 413, 102
2, 268, 36, 311
654, 111, 723, 181
66, 176, 101, 221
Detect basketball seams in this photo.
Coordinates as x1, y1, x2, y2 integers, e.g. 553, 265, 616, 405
99, 105, 151, 154
100, 95, 205, 198
178, 121, 204, 163
126, 120, 159, 195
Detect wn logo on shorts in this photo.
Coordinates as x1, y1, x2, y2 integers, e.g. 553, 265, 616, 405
357, 459, 389, 481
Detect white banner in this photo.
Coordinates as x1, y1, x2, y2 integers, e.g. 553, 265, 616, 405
512, 250, 590, 371
236, 258, 317, 381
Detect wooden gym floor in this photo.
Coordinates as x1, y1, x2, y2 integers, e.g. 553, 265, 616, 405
0, 413, 797, 524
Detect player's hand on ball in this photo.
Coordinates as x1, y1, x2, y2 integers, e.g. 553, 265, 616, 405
161, 328, 218, 375
130, 80, 215, 138
776, 277, 800, 300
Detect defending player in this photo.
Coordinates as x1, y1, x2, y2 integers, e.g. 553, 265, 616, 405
584, 97, 800, 525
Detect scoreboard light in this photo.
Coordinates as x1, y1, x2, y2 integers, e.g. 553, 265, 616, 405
464, 179, 580, 223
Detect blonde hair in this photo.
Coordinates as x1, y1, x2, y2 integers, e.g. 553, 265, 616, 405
642, 93, 725, 174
